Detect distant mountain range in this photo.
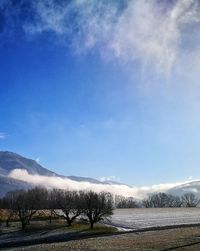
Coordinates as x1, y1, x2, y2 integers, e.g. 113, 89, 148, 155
168, 181, 200, 196
0, 151, 56, 177
0, 151, 200, 198
0, 151, 120, 196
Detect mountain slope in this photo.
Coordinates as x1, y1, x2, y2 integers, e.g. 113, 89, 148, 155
0, 151, 114, 184
167, 180, 200, 196
0, 176, 31, 197
0, 151, 56, 176
0, 151, 110, 196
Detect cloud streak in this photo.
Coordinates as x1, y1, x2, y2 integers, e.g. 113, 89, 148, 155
1, 0, 200, 75
0, 132, 7, 139
22, 0, 200, 75
8, 168, 192, 199
99, 175, 121, 183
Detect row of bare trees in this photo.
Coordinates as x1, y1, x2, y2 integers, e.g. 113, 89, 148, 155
0, 188, 113, 230
115, 193, 200, 208
142, 192, 199, 208
115, 196, 140, 208
0, 189, 199, 229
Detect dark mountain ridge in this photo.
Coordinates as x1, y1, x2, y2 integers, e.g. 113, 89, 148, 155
0, 151, 56, 176
0, 151, 111, 196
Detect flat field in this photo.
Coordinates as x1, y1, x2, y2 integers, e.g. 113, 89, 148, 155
2, 208, 200, 250
111, 208, 200, 229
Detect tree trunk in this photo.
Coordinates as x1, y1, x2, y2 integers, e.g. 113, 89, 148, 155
21, 219, 26, 230
67, 219, 72, 227
90, 221, 94, 230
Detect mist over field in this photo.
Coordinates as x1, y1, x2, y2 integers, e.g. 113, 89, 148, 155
8, 168, 191, 199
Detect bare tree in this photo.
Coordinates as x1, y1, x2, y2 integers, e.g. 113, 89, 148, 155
116, 197, 139, 208
142, 197, 153, 208
167, 194, 182, 207
181, 193, 199, 207
142, 193, 182, 208
82, 191, 113, 229
0, 209, 3, 227
4, 188, 44, 229
51, 189, 82, 227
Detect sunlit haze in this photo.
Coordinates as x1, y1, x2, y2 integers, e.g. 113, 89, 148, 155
1, 0, 200, 187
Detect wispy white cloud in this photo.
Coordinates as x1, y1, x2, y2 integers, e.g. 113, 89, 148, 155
8, 168, 193, 199
20, 0, 200, 76
0, 132, 7, 139
99, 175, 121, 183
1, 0, 200, 75
24, 1, 69, 35
35, 157, 40, 163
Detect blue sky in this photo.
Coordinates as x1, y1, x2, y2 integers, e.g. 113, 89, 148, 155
1, 0, 200, 186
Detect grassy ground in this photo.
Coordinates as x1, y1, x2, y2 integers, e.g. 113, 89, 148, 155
0, 220, 117, 233
0, 219, 118, 250
4, 226, 200, 251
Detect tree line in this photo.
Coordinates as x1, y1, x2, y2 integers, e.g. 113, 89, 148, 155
115, 192, 200, 208
0, 188, 113, 230
0, 189, 199, 230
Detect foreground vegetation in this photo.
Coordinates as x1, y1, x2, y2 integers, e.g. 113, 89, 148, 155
0, 217, 117, 234
0, 188, 113, 230
0, 216, 118, 250
0, 187, 199, 231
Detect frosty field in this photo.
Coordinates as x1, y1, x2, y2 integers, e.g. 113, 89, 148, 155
2, 209, 200, 251
111, 208, 200, 229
